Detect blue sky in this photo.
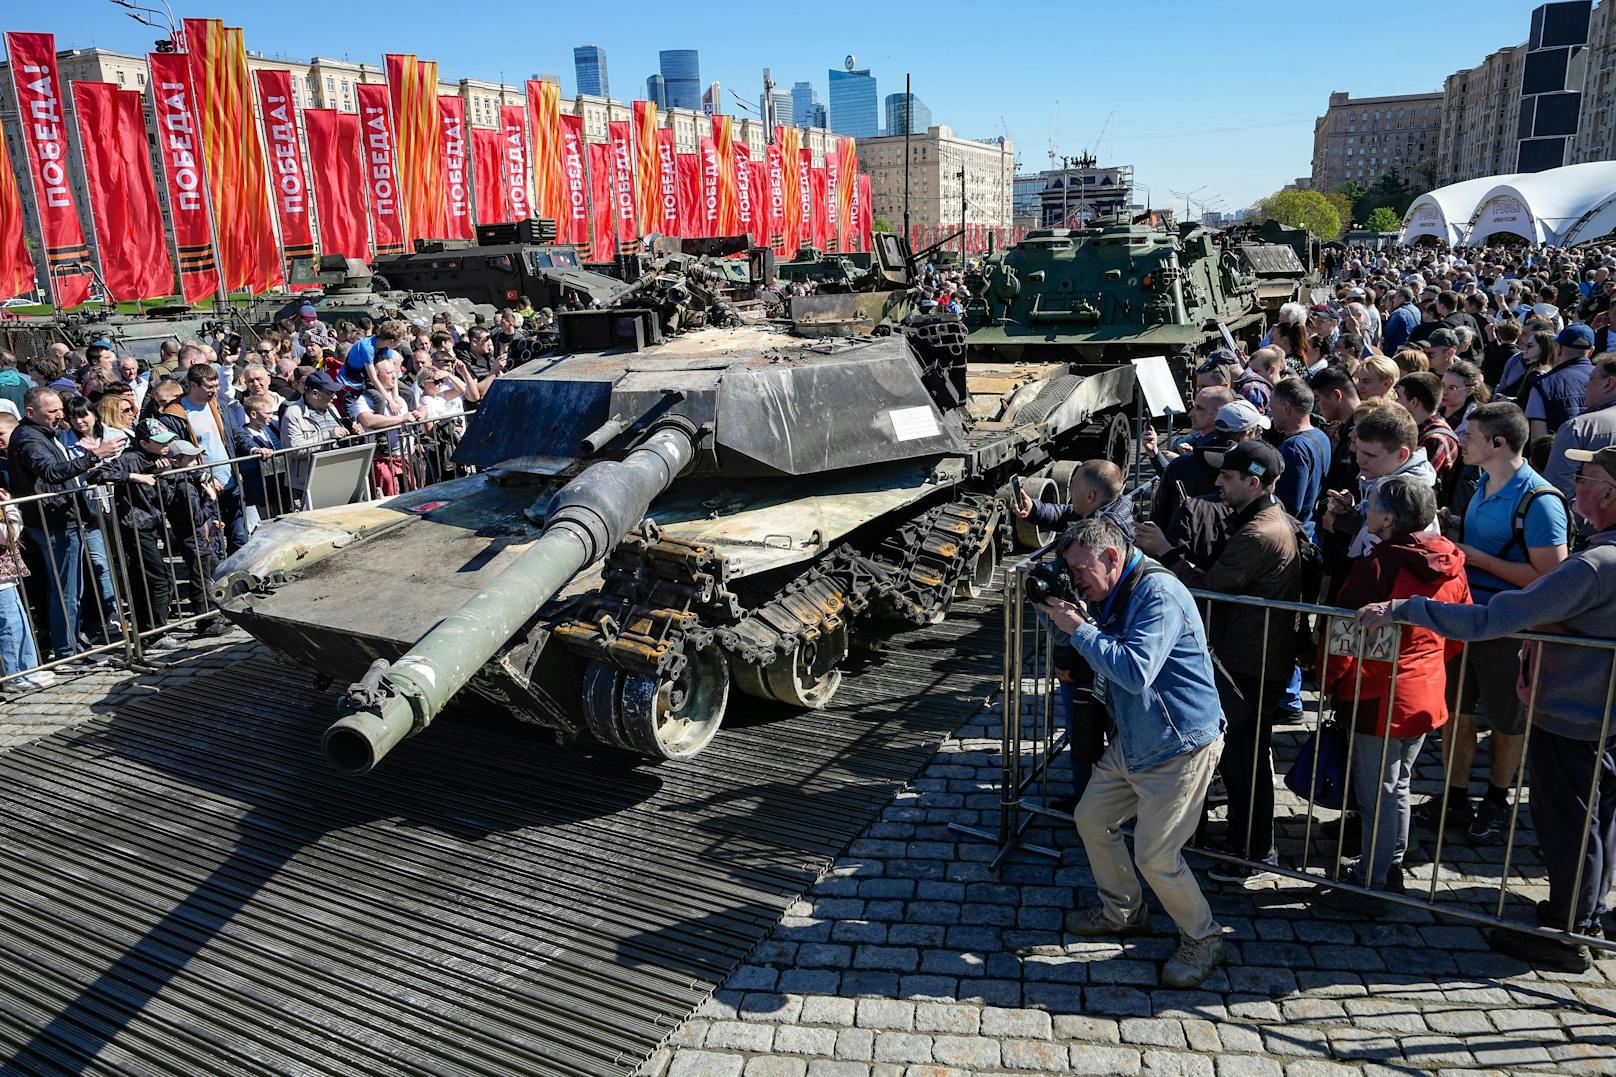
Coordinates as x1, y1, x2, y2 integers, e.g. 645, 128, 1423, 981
23, 0, 1546, 209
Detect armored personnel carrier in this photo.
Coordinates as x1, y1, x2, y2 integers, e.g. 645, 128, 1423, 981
376, 225, 622, 313
213, 306, 1135, 773
963, 220, 1283, 368
242, 256, 498, 331
0, 304, 240, 364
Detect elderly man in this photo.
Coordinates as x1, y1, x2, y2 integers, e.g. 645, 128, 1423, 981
163, 363, 267, 553
1547, 352, 1616, 497
280, 370, 347, 507
1524, 323, 1596, 441
6, 387, 123, 659
1043, 516, 1227, 989
1359, 443, 1616, 973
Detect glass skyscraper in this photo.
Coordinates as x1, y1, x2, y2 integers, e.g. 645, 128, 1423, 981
659, 49, 701, 111
573, 45, 608, 98
792, 81, 820, 127
828, 67, 879, 139
884, 92, 932, 136
645, 74, 667, 109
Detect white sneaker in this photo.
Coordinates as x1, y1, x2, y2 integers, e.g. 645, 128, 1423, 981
11, 670, 56, 690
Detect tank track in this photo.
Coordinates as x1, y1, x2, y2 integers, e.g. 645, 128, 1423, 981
553, 495, 1004, 717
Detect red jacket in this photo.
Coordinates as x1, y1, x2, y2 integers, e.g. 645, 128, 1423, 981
1325, 532, 1472, 737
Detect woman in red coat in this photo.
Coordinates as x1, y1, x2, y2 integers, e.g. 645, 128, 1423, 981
1316, 475, 1471, 910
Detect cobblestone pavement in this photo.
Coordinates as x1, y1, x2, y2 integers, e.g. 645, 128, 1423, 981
645, 697, 1616, 1077
9, 628, 1616, 1076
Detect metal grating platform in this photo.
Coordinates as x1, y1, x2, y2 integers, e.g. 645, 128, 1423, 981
0, 592, 1001, 1076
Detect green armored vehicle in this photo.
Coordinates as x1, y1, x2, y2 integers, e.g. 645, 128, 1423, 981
0, 304, 243, 364
964, 220, 1280, 368
243, 257, 498, 331
212, 307, 1136, 772
776, 246, 875, 287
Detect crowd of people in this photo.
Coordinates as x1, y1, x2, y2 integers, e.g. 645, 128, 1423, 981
1027, 240, 1616, 987
0, 300, 550, 688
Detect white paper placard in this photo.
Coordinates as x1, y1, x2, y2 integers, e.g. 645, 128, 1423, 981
1129, 355, 1185, 418
889, 405, 941, 441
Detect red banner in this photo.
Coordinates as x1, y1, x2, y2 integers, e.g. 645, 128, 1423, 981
765, 141, 786, 255
607, 120, 638, 249
675, 152, 701, 239
798, 148, 815, 251
147, 51, 219, 304
812, 163, 830, 252
778, 127, 801, 259
385, 54, 446, 242
527, 80, 562, 221
837, 136, 858, 251
855, 172, 872, 253
0, 98, 30, 300
6, 32, 92, 307
749, 160, 768, 246
71, 82, 172, 302
469, 126, 507, 225
437, 96, 473, 240
823, 151, 839, 252
587, 141, 615, 261
633, 100, 659, 232
304, 109, 369, 262
501, 104, 533, 222
732, 143, 755, 242
253, 69, 315, 272
652, 128, 679, 236
183, 19, 281, 294
356, 83, 406, 256
557, 114, 588, 248
698, 137, 721, 238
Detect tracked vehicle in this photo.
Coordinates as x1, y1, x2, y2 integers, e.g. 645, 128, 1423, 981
214, 248, 1134, 773
963, 220, 1299, 369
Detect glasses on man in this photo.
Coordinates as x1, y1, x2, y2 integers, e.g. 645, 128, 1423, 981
1573, 471, 1616, 489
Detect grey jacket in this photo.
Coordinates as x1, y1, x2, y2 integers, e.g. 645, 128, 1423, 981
1397, 528, 1616, 741
1546, 397, 1616, 497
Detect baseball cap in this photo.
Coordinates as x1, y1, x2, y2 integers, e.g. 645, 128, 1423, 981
1566, 444, 1616, 481
1423, 328, 1459, 350
305, 370, 341, 393
1557, 322, 1596, 348
136, 417, 176, 444
1213, 398, 1271, 434
1308, 302, 1337, 319
168, 438, 201, 457
1208, 439, 1284, 481
1345, 287, 1366, 299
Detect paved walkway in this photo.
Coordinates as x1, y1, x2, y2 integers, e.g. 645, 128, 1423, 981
645, 698, 1616, 1077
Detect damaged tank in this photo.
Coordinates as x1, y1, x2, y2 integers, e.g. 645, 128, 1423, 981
245, 256, 499, 329
963, 220, 1285, 369
0, 304, 244, 364
212, 305, 1136, 773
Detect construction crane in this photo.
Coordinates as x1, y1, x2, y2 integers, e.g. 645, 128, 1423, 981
1086, 111, 1113, 162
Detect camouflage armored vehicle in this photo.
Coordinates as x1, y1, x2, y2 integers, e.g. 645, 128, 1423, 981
213, 306, 1135, 772
0, 304, 241, 364
963, 220, 1285, 369
776, 246, 875, 288
241, 257, 499, 332
377, 239, 621, 312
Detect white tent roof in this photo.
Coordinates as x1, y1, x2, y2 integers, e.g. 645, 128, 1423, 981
1400, 175, 1518, 246
1463, 162, 1616, 246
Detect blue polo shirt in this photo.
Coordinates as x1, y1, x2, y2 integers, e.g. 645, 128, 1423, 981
1461, 461, 1568, 598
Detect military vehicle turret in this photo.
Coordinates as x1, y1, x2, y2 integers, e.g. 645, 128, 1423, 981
0, 304, 241, 364
375, 220, 622, 312
963, 220, 1287, 368
213, 304, 1136, 773
242, 256, 498, 331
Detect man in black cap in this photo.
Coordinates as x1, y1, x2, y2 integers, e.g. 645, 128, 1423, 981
1421, 327, 1459, 377
280, 370, 348, 507
1137, 439, 1302, 882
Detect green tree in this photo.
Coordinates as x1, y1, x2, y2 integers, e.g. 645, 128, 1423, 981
872, 215, 894, 234
1322, 191, 1353, 231
1259, 189, 1342, 240
1366, 170, 1415, 217
1365, 206, 1402, 233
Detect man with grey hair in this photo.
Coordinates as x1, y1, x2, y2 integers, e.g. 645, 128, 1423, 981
1384, 286, 1421, 353
1040, 515, 1228, 988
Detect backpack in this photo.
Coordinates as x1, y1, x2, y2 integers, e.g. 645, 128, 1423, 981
1497, 485, 1570, 561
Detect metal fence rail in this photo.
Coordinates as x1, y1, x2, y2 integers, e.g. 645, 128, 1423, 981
975, 542, 1616, 953
0, 413, 472, 688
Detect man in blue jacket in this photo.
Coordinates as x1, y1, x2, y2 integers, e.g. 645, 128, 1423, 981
1040, 515, 1228, 988
1382, 286, 1421, 353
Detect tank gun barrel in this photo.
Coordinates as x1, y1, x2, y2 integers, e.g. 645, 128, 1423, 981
321, 418, 699, 773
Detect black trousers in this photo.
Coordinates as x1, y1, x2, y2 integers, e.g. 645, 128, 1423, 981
1217, 670, 1285, 861
120, 526, 170, 634
1530, 725, 1616, 934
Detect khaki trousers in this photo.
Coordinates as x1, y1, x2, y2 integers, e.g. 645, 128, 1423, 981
1074, 735, 1224, 940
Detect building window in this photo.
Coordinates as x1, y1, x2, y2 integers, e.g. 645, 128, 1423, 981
326, 77, 335, 92
116, 71, 126, 86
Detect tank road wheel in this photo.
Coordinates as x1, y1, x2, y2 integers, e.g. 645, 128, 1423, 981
956, 529, 1000, 600
1101, 411, 1135, 475
1011, 475, 1060, 549
733, 622, 847, 710
617, 646, 731, 761
582, 661, 627, 747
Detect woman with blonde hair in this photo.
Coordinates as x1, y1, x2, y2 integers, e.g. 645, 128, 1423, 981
1391, 348, 1429, 377
1354, 355, 1400, 404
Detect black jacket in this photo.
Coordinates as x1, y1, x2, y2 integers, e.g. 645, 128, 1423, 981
108, 443, 174, 532
5, 419, 106, 527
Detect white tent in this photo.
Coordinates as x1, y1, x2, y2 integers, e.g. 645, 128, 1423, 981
1463, 161, 1616, 246
1400, 175, 1518, 246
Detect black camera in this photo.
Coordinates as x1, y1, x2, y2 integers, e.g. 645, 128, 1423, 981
1024, 560, 1077, 605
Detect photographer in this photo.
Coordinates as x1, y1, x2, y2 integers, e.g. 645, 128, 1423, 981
1014, 459, 1132, 810
1042, 516, 1228, 990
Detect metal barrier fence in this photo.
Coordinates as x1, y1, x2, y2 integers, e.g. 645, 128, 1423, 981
961, 539, 1616, 953
0, 412, 471, 688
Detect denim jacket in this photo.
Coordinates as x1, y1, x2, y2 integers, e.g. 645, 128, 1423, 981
1066, 556, 1226, 772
